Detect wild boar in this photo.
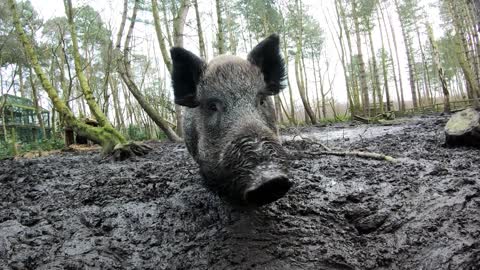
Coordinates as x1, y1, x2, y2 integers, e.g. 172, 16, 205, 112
170, 34, 292, 206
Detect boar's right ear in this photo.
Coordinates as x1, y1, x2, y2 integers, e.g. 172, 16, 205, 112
170, 47, 205, 108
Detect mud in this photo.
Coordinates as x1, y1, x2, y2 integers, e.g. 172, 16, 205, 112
1, 115, 479, 270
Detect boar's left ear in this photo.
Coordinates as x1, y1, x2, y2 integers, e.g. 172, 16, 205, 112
170, 47, 206, 108
247, 34, 286, 95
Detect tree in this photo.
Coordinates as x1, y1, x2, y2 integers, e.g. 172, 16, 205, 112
351, 0, 370, 116
118, 0, 182, 142
426, 22, 450, 112
395, 0, 419, 109
8, 0, 149, 159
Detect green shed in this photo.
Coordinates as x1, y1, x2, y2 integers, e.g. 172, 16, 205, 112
0, 94, 51, 142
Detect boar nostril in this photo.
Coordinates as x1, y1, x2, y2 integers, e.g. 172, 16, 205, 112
244, 173, 292, 207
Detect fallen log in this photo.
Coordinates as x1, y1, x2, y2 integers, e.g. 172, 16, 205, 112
445, 108, 480, 147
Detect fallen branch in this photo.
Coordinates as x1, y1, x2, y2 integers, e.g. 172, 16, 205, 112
303, 150, 397, 163
288, 137, 398, 163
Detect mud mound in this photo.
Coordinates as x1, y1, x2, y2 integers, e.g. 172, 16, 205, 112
1, 116, 479, 269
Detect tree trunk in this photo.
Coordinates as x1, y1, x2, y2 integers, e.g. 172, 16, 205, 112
377, 10, 392, 111
394, 0, 418, 109
64, 0, 126, 144
415, 22, 432, 105
352, 0, 370, 116
215, 0, 225, 55
282, 34, 296, 125
334, 0, 354, 117
426, 23, 450, 113
379, 6, 398, 111
193, 0, 207, 60
368, 29, 383, 113
152, 0, 173, 72
18, 66, 25, 98
110, 75, 124, 130
171, 0, 190, 138
447, 0, 480, 109
384, 3, 405, 111
119, 0, 182, 142
29, 67, 46, 139
294, 0, 316, 124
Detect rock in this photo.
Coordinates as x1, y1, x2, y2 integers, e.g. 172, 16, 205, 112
445, 108, 480, 147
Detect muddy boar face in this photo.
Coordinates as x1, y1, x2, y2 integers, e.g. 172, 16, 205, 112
170, 34, 292, 206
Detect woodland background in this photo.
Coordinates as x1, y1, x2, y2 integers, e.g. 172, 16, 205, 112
1, 0, 479, 156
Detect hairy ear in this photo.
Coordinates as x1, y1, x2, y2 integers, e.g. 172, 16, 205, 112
247, 34, 287, 95
170, 47, 205, 108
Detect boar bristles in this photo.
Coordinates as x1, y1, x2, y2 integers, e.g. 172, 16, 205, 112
170, 47, 206, 108
247, 34, 287, 95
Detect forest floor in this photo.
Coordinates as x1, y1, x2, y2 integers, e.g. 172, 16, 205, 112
0, 114, 479, 270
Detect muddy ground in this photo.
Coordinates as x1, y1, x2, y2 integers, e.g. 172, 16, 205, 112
0, 115, 479, 270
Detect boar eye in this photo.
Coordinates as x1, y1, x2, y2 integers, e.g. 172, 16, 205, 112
205, 99, 221, 112
259, 96, 267, 107
208, 103, 218, 112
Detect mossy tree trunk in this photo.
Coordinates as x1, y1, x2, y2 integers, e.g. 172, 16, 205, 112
64, 0, 126, 145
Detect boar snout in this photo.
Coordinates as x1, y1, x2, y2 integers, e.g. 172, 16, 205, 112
244, 164, 292, 206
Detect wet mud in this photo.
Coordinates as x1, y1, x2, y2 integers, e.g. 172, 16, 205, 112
1, 115, 479, 269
